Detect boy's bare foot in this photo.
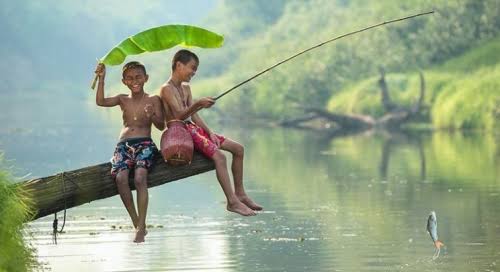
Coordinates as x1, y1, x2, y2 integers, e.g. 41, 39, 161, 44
227, 201, 256, 216
133, 228, 147, 243
238, 195, 263, 211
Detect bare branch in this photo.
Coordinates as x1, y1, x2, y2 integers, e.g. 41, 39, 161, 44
412, 71, 426, 113
378, 67, 397, 112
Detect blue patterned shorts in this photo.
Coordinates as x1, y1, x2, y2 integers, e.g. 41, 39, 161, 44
110, 137, 158, 177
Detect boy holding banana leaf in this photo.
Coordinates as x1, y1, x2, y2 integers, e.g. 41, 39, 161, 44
160, 49, 262, 216
94, 61, 165, 243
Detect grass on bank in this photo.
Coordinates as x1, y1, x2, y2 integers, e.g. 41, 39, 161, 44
327, 37, 500, 130
0, 155, 37, 272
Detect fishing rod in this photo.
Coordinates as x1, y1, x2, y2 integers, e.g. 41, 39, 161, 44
214, 11, 434, 101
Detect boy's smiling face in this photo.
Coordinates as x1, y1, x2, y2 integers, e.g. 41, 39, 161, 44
177, 59, 198, 82
122, 67, 148, 94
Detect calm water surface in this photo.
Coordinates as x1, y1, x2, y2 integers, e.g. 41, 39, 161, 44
2, 97, 499, 271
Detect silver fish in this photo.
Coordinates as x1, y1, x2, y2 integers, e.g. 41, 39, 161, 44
427, 211, 444, 259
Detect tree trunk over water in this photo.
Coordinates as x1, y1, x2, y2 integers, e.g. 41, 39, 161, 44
20, 152, 215, 220
279, 69, 426, 132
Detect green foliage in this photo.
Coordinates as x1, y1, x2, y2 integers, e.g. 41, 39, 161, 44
431, 65, 500, 130
100, 25, 224, 66
327, 72, 455, 118
0, 156, 36, 272
92, 0, 500, 124
206, 0, 286, 38
193, 0, 500, 120
198, 0, 287, 78
440, 37, 500, 72
328, 37, 500, 130
327, 78, 383, 116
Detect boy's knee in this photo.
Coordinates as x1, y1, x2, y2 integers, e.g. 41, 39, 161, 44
115, 172, 128, 186
212, 151, 226, 164
134, 171, 148, 187
134, 178, 147, 189
234, 144, 244, 157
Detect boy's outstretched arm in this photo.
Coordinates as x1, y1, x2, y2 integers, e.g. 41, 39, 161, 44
178, 85, 214, 120
178, 96, 214, 121
95, 63, 124, 107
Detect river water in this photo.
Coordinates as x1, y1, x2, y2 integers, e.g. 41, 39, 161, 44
2, 96, 499, 271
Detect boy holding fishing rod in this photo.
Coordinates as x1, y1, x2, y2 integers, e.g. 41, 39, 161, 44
94, 61, 165, 243
160, 49, 262, 216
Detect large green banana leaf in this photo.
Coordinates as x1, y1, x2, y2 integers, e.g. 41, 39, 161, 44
100, 24, 224, 65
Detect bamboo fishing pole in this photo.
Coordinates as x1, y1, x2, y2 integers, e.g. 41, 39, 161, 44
214, 11, 434, 101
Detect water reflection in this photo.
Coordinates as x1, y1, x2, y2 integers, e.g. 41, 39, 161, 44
31, 202, 237, 271
243, 128, 500, 271
378, 133, 427, 181
3, 108, 498, 271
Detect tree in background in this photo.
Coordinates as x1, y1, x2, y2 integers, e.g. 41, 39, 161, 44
196, 0, 500, 120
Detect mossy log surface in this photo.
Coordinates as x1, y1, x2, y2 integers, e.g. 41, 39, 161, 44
21, 152, 214, 220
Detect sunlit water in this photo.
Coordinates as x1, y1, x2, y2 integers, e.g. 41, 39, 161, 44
2, 96, 500, 271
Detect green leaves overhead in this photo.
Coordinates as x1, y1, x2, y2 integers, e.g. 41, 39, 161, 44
100, 24, 224, 66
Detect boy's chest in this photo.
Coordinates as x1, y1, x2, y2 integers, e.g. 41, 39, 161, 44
120, 97, 151, 121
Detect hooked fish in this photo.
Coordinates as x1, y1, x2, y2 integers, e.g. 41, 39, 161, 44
426, 211, 445, 250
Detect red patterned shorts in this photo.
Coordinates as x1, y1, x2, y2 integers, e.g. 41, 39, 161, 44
185, 122, 225, 158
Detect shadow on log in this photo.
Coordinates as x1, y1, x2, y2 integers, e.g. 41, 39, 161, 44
20, 152, 214, 220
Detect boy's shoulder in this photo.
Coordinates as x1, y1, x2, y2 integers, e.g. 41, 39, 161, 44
181, 83, 192, 92
114, 94, 129, 101
160, 83, 191, 95
146, 93, 161, 102
160, 82, 173, 92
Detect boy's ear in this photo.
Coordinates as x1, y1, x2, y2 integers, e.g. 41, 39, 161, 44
121, 78, 126, 85
145, 74, 149, 82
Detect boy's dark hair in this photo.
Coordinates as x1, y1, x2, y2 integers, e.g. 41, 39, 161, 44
172, 49, 199, 71
122, 61, 147, 77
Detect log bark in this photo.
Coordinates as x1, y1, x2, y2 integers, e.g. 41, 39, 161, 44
305, 107, 375, 130
20, 152, 215, 220
284, 106, 375, 131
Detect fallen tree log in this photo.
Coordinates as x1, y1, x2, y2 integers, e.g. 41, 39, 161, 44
20, 152, 214, 220
279, 69, 427, 131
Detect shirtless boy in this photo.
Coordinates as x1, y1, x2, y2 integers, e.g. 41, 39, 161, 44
160, 49, 262, 216
94, 61, 165, 242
